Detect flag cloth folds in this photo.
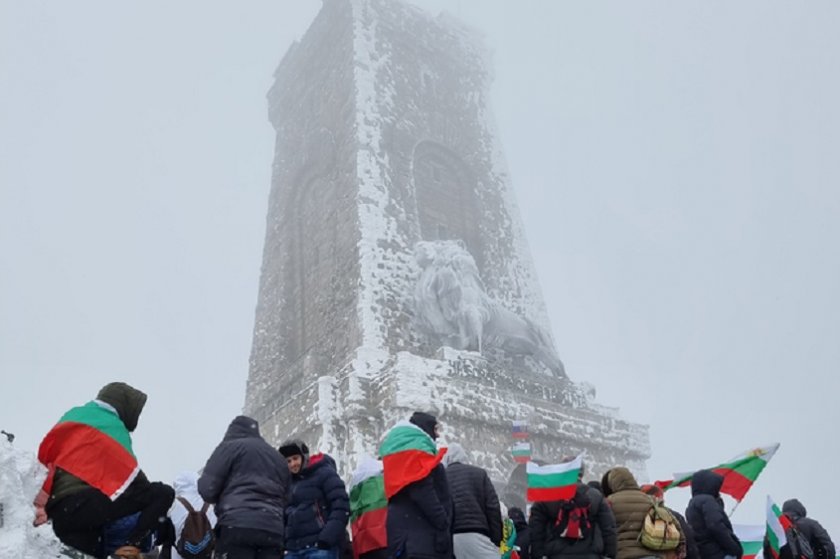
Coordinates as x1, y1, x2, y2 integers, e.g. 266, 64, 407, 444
378, 420, 446, 499
735, 524, 766, 559
655, 443, 779, 501
526, 455, 582, 502
766, 495, 793, 559
37, 401, 139, 500
349, 457, 388, 558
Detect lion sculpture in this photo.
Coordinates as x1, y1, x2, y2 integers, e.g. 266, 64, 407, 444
413, 240, 565, 376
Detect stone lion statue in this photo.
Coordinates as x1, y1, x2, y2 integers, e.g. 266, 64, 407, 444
413, 240, 565, 376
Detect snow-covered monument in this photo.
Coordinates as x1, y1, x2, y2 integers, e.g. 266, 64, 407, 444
245, 0, 649, 490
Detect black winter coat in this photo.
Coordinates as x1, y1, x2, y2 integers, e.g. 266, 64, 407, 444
285, 453, 351, 551
685, 470, 742, 559
198, 416, 290, 537
763, 499, 837, 559
529, 483, 618, 559
509, 508, 531, 559
445, 459, 503, 544
387, 463, 454, 559
671, 507, 700, 559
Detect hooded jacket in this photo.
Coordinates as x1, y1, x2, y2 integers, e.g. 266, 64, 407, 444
198, 416, 290, 537
47, 382, 149, 505
285, 452, 351, 551
685, 470, 742, 559
443, 443, 503, 545
604, 467, 671, 559
776, 500, 836, 559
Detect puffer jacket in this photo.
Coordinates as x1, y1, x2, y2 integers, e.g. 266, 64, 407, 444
530, 483, 617, 559
604, 467, 669, 559
198, 416, 290, 536
443, 443, 503, 545
685, 470, 741, 559
285, 453, 351, 551
782, 499, 835, 559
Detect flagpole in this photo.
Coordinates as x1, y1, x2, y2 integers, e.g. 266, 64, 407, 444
728, 498, 742, 518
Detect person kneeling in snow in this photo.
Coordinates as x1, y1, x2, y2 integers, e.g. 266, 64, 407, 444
34, 382, 175, 559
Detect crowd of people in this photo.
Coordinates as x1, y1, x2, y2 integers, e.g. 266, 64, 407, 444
33, 383, 835, 559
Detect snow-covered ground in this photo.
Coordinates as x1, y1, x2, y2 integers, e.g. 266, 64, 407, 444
0, 440, 64, 557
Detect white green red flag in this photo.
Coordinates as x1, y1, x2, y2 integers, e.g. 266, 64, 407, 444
766, 495, 794, 559
512, 441, 531, 464
378, 420, 446, 499
735, 524, 766, 559
526, 455, 582, 502
349, 456, 387, 558
37, 401, 139, 500
654, 443, 779, 501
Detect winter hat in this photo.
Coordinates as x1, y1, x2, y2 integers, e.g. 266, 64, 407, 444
409, 411, 439, 440
278, 439, 310, 463
96, 382, 147, 432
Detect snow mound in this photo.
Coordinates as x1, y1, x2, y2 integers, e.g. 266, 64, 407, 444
0, 440, 63, 558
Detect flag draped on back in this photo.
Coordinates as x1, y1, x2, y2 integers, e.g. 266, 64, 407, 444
378, 420, 446, 499
735, 524, 766, 559
349, 457, 388, 558
526, 455, 582, 502
655, 443, 779, 501
38, 401, 139, 500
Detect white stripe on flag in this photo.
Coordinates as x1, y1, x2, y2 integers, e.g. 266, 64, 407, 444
526, 454, 582, 476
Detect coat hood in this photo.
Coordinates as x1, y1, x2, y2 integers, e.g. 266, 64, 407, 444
96, 382, 147, 432
690, 469, 724, 497
442, 442, 468, 467
174, 470, 200, 496
782, 499, 807, 520
224, 415, 261, 440
409, 411, 438, 440
605, 467, 640, 493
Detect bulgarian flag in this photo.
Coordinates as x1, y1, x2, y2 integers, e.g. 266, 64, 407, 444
766, 496, 793, 559
655, 443, 779, 501
526, 455, 582, 502
512, 441, 531, 464
349, 457, 388, 558
38, 401, 139, 500
735, 524, 766, 559
378, 420, 446, 499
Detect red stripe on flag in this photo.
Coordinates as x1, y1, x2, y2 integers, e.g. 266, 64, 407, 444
713, 468, 755, 502
527, 485, 576, 502
382, 448, 446, 499
351, 506, 388, 558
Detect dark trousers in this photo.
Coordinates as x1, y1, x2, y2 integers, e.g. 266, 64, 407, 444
215, 525, 285, 559
47, 481, 174, 557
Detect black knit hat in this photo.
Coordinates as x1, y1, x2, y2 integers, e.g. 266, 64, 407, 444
409, 411, 439, 440
278, 439, 310, 461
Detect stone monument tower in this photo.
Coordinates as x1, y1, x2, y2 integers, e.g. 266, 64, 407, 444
245, 0, 649, 486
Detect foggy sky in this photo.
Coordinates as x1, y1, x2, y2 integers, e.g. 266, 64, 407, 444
2, 0, 838, 533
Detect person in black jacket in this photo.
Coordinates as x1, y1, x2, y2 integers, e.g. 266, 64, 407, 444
641, 484, 699, 559
529, 461, 617, 559
508, 507, 530, 559
279, 439, 350, 559
386, 411, 454, 559
762, 499, 835, 559
685, 470, 742, 559
443, 442, 503, 557
199, 415, 290, 559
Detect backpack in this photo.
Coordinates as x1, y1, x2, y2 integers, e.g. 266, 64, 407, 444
175, 497, 215, 558
554, 486, 592, 540
639, 498, 681, 551
786, 525, 815, 559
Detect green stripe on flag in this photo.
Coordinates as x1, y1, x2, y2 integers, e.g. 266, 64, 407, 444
59, 402, 134, 457
379, 422, 436, 457
350, 475, 387, 523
